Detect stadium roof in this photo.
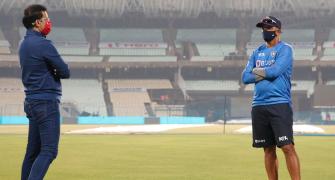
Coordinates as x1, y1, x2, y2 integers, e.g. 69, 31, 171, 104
1, 0, 334, 18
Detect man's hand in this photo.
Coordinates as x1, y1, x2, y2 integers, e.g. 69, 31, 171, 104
252, 68, 266, 77
252, 68, 266, 82
255, 74, 264, 82
52, 69, 60, 80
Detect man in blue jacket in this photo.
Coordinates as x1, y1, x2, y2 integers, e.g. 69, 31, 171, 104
19, 4, 70, 180
242, 16, 300, 180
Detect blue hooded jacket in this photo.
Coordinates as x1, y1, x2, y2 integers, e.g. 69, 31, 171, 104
242, 41, 293, 107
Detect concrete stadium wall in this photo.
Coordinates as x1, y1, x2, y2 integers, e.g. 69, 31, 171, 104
160, 116, 205, 124
0, 116, 205, 125
0, 116, 28, 124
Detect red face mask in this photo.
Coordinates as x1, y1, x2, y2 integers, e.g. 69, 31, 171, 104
41, 19, 52, 36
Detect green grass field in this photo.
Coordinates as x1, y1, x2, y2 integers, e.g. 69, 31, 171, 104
0, 132, 335, 180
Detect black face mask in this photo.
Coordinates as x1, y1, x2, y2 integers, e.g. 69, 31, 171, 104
262, 30, 277, 42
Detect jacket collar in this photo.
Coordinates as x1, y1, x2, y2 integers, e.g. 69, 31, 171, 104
26, 28, 44, 37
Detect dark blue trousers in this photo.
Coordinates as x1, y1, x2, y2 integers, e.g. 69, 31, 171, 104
21, 99, 60, 180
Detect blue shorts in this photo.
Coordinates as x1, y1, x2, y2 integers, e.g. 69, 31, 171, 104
251, 103, 294, 148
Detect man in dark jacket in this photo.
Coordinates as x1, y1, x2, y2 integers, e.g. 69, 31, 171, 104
19, 4, 70, 180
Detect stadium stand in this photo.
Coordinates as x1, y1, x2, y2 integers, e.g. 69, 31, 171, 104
0, 78, 25, 116
177, 29, 236, 43
326, 28, 335, 56
0, 54, 18, 62
326, 80, 335, 85
61, 79, 107, 116
321, 111, 335, 121
0, 54, 102, 63
321, 41, 335, 61
190, 56, 225, 61
53, 42, 90, 56
177, 29, 236, 59
99, 29, 167, 56
291, 80, 316, 97
100, 46, 166, 56
62, 56, 103, 62
108, 56, 176, 62
152, 103, 185, 117
0, 41, 10, 54
293, 46, 316, 61
107, 79, 173, 89
281, 29, 314, 42
0, 29, 10, 54
184, 80, 239, 91
48, 28, 86, 42
100, 29, 163, 42
196, 44, 234, 57
106, 79, 173, 116
109, 92, 150, 116
49, 28, 89, 55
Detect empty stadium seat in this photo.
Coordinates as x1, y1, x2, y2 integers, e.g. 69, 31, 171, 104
100, 29, 163, 42
106, 79, 173, 116
99, 39, 168, 56
54, 42, 90, 56
326, 80, 335, 85
177, 29, 236, 58
0, 40, 10, 54
191, 56, 224, 61
99, 48, 166, 56
48, 28, 87, 42
0, 46, 10, 54
0, 54, 18, 61
108, 56, 176, 62
0, 78, 25, 116
62, 79, 107, 116
321, 42, 335, 61
0, 54, 103, 62
109, 92, 150, 116
0, 30, 10, 55
281, 29, 314, 42
327, 29, 335, 41
184, 80, 239, 91
152, 103, 184, 117
291, 80, 315, 97
195, 44, 235, 57
52, 29, 89, 55
321, 111, 335, 121
107, 79, 173, 89
62, 56, 103, 62
293, 48, 316, 61
177, 29, 236, 43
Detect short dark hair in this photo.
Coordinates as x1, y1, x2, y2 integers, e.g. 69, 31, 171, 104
22, 4, 47, 29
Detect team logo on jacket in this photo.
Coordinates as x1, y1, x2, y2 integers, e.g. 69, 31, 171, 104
258, 53, 265, 57
256, 59, 275, 67
271, 51, 277, 58
256, 60, 261, 67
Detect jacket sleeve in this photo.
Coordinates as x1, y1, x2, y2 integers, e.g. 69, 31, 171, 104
264, 45, 293, 79
242, 51, 257, 84
43, 41, 70, 79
